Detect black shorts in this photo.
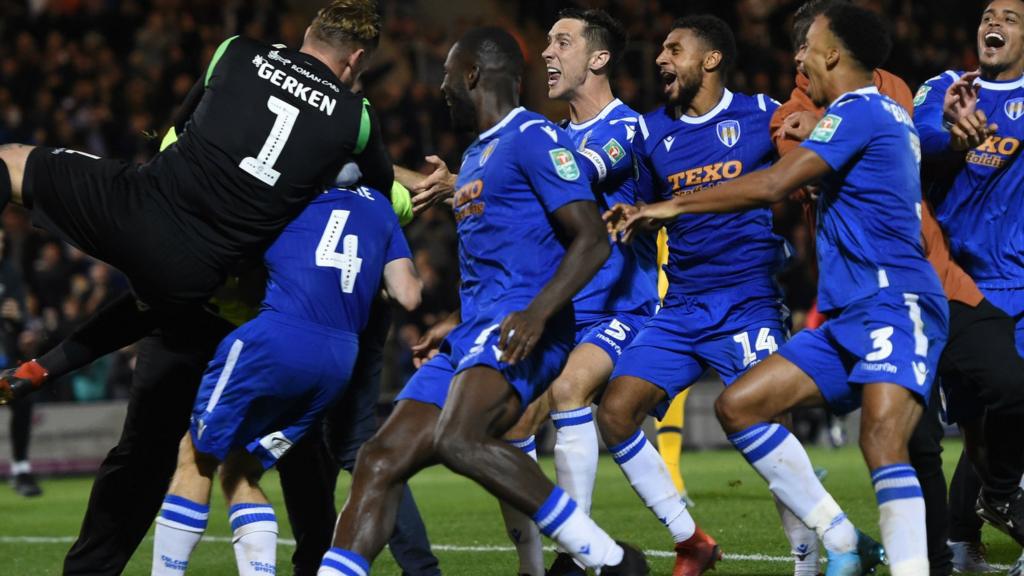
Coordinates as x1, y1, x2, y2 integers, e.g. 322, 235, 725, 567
23, 147, 224, 307
939, 298, 1024, 424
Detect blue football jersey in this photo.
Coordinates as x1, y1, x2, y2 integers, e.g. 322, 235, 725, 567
802, 86, 943, 312
261, 186, 412, 333
634, 90, 788, 300
453, 107, 597, 320
915, 71, 1024, 289
564, 99, 658, 320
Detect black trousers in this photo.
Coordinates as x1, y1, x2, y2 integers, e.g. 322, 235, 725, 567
62, 308, 235, 576
277, 300, 440, 576
9, 393, 32, 462
908, 383, 953, 576
939, 299, 1024, 497
948, 448, 984, 543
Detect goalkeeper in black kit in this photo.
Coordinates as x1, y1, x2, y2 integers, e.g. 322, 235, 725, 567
0, 0, 391, 401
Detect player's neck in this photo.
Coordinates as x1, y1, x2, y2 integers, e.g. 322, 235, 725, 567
567, 79, 615, 125
476, 95, 519, 136
300, 45, 348, 87
824, 69, 874, 105
682, 82, 724, 118
981, 63, 1024, 82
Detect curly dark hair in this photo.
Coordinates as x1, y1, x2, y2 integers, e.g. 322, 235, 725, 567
822, 3, 892, 71
671, 14, 737, 75
556, 7, 628, 67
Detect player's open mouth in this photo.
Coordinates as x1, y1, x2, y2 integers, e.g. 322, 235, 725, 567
660, 70, 677, 93
547, 67, 561, 87
985, 31, 1007, 50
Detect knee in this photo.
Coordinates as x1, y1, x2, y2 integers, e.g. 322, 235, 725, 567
550, 376, 588, 410
355, 435, 404, 481
715, 388, 748, 434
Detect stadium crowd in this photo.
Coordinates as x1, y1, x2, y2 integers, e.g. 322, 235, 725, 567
0, 0, 992, 400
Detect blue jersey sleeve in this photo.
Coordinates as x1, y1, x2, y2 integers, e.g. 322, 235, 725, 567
757, 93, 781, 116
517, 125, 596, 214
800, 97, 874, 172
631, 141, 658, 204
913, 73, 955, 157
576, 121, 636, 185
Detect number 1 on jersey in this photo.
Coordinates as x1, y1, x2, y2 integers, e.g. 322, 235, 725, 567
316, 210, 362, 293
240, 95, 299, 186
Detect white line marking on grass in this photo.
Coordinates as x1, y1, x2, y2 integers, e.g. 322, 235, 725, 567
0, 537, 1011, 570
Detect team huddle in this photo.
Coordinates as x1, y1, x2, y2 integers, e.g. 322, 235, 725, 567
1, 0, 1024, 575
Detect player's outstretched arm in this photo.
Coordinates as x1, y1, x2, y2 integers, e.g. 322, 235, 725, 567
498, 201, 609, 365
607, 148, 831, 243
382, 257, 422, 312
396, 156, 458, 216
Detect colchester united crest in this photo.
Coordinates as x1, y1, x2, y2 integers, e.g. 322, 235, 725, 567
480, 138, 500, 166
1006, 98, 1024, 121
716, 120, 741, 148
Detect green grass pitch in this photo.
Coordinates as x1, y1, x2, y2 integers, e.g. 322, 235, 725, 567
0, 440, 1019, 574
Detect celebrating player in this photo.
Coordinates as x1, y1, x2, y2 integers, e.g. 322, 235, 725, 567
0, 0, 390, 403
318, 27, 649, 576
150, 184, 419, 576
483, 9, 658, 576
596, 15, 791, 576
914, 0, 1024, 550
609, 5, 947, 575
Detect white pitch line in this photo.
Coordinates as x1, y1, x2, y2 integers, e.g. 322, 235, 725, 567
0, 537, 1012, 570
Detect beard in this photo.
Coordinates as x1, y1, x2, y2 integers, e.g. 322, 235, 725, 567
666, 68, 703, 112
447, 86, 477, 133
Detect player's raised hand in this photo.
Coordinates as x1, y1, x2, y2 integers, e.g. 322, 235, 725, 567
498, 308, 545, 365
949, 109, 998, 151
944, 71, 982, 124
781, 111, 820, 142
411, 155, 457, 215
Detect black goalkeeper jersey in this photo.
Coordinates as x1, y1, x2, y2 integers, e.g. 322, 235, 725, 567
150, 35, 392, 273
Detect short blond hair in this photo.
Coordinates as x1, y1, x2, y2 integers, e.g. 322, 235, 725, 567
310, 0, 381, 50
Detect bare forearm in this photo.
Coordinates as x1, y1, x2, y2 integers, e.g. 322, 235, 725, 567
394, 165, 425, 189
674, 170, 783, 215
527, 234, 609, 319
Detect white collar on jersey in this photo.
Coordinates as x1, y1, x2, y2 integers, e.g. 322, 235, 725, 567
828, 85, 879, 107
974, 74, 1024, 91
678, 89, 733, 125
479, 107, 527, 140
569, 98, 624, 131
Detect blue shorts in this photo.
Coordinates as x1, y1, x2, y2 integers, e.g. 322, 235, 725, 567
611, 292, 789, 418
779, 291, 948, 415
396, 309, 573, 411
981, 288, 1024, 358
190, 311, 359, 469
574, 311, 649, 363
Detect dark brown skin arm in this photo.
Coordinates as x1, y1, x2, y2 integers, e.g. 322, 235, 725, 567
498, 200, 610, 364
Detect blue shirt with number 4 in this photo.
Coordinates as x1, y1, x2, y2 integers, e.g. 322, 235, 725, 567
261, 186, 412, 333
